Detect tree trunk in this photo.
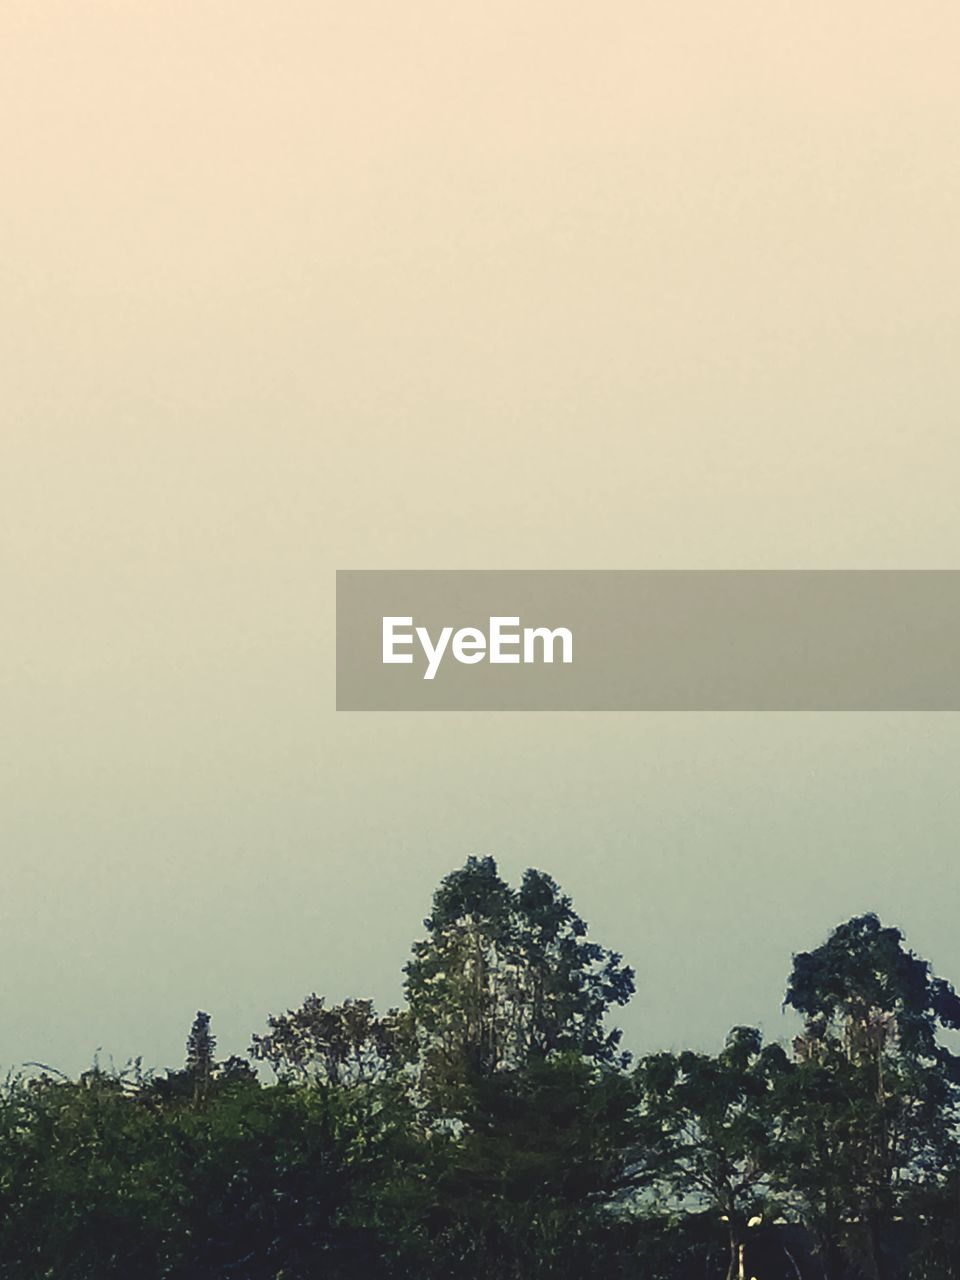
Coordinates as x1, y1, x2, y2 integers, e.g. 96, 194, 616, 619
725, 1228, 741, 1280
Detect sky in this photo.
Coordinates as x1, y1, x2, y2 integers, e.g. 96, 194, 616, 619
2, 2, 960, 1075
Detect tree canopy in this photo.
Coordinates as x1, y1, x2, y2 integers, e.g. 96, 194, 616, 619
2, 861, 959, 1280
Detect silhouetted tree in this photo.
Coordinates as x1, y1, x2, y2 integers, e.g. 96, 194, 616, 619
186, 1011, 216, 1102
405, 857, 634, 1091
636, 1027, 791, 1280
3, 872, 960, 1280
250, 996, 412, 1086
778, 915, 960, 1280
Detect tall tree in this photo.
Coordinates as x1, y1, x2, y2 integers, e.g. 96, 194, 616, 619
404, 857, 634, 1083
779, 914, 960, 1280
185, 1011, 216, 1102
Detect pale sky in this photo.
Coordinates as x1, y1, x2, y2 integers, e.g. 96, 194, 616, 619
2, 2, 960, 1074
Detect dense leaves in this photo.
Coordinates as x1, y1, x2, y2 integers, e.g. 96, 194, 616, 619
2, 861, 960, 1279
404, 857, 634, 1084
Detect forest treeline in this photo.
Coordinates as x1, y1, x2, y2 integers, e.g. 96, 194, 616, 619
3, 856, 960, 1280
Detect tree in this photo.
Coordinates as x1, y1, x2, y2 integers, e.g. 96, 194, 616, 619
404, 857, 634, 1086
410, 1056, 640, 1280
250, 996, 412, 1087
0, 1067, 186, 1279
185, 1011, 216, 1102
0, 1059, 421, 1280
779, 914, 960, 1280
635, 1027, 791, 1280
514, 867, 635, 1065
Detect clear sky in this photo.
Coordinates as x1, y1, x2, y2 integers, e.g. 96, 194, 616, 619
3, 2, 960, 1075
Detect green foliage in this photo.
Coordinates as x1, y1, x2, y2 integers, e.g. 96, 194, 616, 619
786, 913, 960, 1068
250, 996, 413, 1086
0, 1065, 417, 1280
779, 915, 960, 1279
186, 1011, 216, 1102
408, 1056, 640, 1279
636, 1028, 791, 1280
404, 857, 635, 1087
3, 864, 960, 1280
0, 1066, 187, 1278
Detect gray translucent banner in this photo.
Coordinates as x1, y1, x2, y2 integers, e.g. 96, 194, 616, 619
336, 571, 960, 711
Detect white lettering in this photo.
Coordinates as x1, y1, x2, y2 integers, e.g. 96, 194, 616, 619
489, 616, 521, 663
417, 625, 453, 681
382, 617, 414, 664
452, 627, 487, 665
523, 626, 573, 664
382, 617, 573, 680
